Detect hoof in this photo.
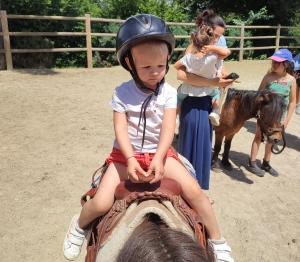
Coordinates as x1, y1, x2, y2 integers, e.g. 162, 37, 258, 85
211, 167, 223, 173
221, 162, 233, 171
211, 159, 222, 173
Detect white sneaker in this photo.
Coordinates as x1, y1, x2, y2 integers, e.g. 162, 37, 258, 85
296, 103, 300, 115
63, 214, 88, 261
207, 237, 234, 262
209, 112, 220, 126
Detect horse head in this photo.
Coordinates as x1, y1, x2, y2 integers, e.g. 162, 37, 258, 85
84, 177, 213, 262
116, 212, 214, 262
255, 89, 286, 144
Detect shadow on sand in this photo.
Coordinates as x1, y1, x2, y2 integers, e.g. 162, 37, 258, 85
213, 150, 254, 184
12, 68, 60, 75
172, 133, 254, 185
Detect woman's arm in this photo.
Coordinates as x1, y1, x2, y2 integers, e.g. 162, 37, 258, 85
202, 45, 231, 60
176, 43, 233, 88
114, 111, 146, 181
177, 66, 232, 87
174, 59, 184, 70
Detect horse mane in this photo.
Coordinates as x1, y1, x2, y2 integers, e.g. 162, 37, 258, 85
225, 88, 286, 123
116, 213, 214, 262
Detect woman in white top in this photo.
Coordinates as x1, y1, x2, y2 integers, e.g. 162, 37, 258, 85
174, 27, 231, 126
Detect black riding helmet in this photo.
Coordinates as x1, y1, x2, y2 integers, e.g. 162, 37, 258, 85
116, 14, 175, 71
116, 14, 175, 148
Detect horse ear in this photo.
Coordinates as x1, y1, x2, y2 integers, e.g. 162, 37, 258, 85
257, 96, 263, 103
257, 92, 270, 103
262, 93, 270, 102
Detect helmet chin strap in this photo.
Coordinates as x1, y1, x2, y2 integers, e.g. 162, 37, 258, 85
127, 51, 166, 94
127, 51, 169, 148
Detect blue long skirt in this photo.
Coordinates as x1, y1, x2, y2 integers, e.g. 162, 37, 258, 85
178, 96, 213, 190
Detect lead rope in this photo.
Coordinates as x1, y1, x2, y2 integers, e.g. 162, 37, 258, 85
271, 126, 286, 154
257, 112, 286, 154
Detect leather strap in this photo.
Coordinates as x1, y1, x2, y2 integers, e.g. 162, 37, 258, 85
84, 147, 208, 262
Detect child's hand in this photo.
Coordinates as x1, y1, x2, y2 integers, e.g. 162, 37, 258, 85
201, 45, 213, 54
127, 158, 146, 183
146, 156, 165, 184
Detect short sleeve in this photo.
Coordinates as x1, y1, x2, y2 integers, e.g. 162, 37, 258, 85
180, 55, 188, 68
109, 89, 126, 114
163, 85, 177, 109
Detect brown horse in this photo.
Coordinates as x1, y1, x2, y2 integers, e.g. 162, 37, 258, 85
211, 88, 286, 173
116, 213, 214, 262
82, 175, 213, 262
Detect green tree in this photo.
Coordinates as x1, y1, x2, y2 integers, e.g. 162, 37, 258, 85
96, 0, 192, 66
98, 0, 141, 19
177, 1, 300, 58
1, 0, 101, 68
226, 7, 274, 60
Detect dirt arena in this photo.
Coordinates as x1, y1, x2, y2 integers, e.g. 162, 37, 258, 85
0, 60, 299, 262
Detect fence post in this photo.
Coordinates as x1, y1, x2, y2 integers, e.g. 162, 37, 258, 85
275, 24, 281, 51
239, 23, 244, 62
0, 10, 13, 70
0, 11, 5, 69
85, 14, 93, 69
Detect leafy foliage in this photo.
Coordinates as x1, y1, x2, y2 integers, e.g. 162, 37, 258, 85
92, 22, 119, 67
226, 7, 274, 60
1, 0, 300, 68
12, 36, 54, 68
2, 0, 101, 68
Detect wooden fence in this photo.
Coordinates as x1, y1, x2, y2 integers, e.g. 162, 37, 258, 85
1, 10, 300, 70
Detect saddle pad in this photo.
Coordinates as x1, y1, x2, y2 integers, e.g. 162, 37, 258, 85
177, 153, 197, 179
96, 199, 194, 262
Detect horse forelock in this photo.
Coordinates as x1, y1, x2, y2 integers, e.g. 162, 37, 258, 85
259, 89, 286, 124
116, 213, 214, 262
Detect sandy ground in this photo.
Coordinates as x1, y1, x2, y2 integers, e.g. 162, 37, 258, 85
0, 60, 299, 262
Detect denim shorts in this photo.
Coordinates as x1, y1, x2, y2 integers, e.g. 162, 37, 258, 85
209, 88, 220, 100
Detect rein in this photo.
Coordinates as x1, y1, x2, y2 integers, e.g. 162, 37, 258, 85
255, 110, 286, 154
271, 126, 286, 155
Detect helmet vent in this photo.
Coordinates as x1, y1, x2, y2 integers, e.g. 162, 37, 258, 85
141, 16, 148, 24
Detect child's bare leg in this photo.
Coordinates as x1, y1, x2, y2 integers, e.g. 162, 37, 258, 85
176, 104, 182, 116
78, 162, 128, 229
63, 162, 128, 260
163, 157, 221, 240
212, 99, 219, 112
209, 98, 220, 126
163, 157, 234, 261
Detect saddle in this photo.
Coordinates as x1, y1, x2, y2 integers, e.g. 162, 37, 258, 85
81, 159, 208, 262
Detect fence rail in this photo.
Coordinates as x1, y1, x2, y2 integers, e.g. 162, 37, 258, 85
0, 10, 300, 70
